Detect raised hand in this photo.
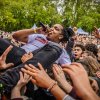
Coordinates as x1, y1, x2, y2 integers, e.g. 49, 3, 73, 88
11, 71, 32, 99
93, 26, 100, 39
0, 45, 14, 70
21, 63, 55, 89
21, 52, 33, 63
53, 64, 72, 93
96, 71, 100, 78
14, 71, 32, 90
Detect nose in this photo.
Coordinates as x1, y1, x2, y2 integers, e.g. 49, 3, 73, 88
74, 50, 77, 53
49, 27, 54, 31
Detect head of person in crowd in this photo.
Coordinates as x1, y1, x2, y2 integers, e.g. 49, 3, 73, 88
97, 48, 100, 63
73, 44, 85, 61
80, 50, 96, 59
78, 56, 100, 77
85, 43, 98, 57
47, 24, 74, 43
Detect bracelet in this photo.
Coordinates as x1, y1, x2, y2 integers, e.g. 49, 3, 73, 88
47, 81, 57, 92
33, 29, 37, 33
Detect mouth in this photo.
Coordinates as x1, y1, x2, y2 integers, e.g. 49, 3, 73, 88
74, 54, 78, 57
48, 31, 53, 36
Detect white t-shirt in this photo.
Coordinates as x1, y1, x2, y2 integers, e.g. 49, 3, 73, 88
21, 34, 47, 53
21, 34, 71, 65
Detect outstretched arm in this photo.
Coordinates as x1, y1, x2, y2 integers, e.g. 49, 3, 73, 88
12, 28, 42, 43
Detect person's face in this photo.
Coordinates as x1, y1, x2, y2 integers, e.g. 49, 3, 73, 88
47, 24, 63, 43
80, 52, 88, 59
73, 47, 83, 59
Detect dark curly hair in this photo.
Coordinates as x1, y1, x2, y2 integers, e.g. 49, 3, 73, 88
85, 43, 98, 57
74, 44, 85, 52
61, 28, 75, 42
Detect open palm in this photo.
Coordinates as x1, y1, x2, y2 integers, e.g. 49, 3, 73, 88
0, 45, 14, 70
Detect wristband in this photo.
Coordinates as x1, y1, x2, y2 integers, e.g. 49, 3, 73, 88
47, 81, 57, 92
33, 29, 37, 33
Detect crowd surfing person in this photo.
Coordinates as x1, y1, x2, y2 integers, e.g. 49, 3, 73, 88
0, 24, 73, 96
0, 24, 72, 66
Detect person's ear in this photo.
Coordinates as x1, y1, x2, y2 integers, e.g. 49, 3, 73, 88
59, 34, 63, 40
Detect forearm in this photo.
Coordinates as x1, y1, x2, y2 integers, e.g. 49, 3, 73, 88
59, 80, 73, 94
81, 90, 100, 100
50, 85, 66, 100
12, 29, 35, 42
45, 80, 66, 100
11, 87, 21, 99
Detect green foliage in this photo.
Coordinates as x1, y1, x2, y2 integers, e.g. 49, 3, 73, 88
63, 0, 100, 31
77, 16, 95, 32
0, 0, 100, 32
0, 0, 62, 31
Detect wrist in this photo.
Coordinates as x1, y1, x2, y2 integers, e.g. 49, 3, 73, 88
12, 86, 21, 91
11, 87, 21, 99
32, 28, 37, 33
60, 81, 72, 93
81, 90, 99, 100
47, 81, 57, 92
45, 79, 56, 89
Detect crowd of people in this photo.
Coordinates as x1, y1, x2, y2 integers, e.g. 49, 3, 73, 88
0, 24, 100, 100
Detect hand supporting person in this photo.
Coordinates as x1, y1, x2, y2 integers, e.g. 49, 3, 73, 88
21, 52, 33, 63
22, 63, 55, 89
53, 64, 73, 93
11, 71, 32, 99
0, 45, 14, 70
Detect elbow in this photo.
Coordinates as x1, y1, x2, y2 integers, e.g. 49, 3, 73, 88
12, 32, 20, 40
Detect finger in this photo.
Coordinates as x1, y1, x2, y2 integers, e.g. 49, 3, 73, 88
96, 71, 100, 75
2, 45, 13, 61
21, 68, 36, 77
62, 68, 75, 82
28, 76, 32, 81
29, 52, 33, 56
61, 64, 70, 68
62, 63, 79, 73
28, 64, 39, 71
24, 72, 30, 79
25, 64, 39, 72
62, 67, 73, 76
58, 65, 63, 72
21, 68, 28, 73
6, 63, 14, 68
19, 71, 23, 80
31, 78, 36, 84
38, 63, 44, 70
71, 62, 82, 67
53, 64, 60, 74
52, 66, 58, 77
71, 63, 85, 70
24, 64, 38, 73
25, 74, 32, 82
